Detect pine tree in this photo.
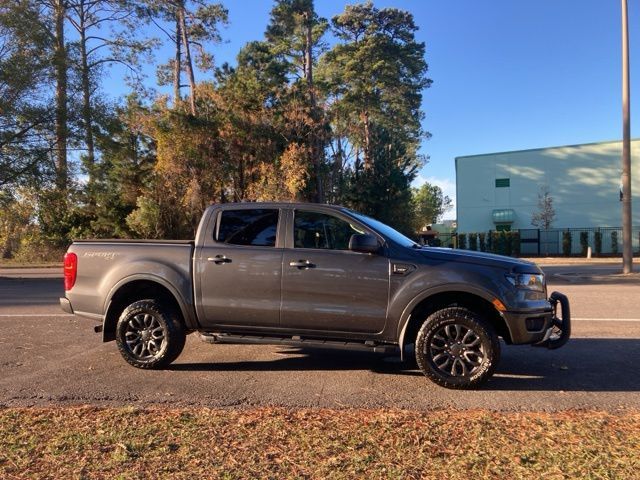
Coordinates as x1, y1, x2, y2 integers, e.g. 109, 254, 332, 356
318, 2, 431, 228
0, 0, 54, 188
147, 0, 228, 115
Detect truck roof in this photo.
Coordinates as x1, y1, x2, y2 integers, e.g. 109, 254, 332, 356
208, 202, 348, 211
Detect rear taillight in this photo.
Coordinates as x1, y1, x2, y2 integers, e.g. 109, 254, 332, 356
64, 253, 77, 291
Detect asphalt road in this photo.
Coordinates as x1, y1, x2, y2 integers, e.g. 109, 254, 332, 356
1, 265, 639, 411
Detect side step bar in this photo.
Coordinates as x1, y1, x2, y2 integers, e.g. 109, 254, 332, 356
199, 333, 398, 354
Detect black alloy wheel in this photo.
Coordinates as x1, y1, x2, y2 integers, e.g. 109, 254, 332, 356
415, 307, 500, 389
115, 299, 186, 369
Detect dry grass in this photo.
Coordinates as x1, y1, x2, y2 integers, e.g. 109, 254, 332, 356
0, 261, 62, 268
1, 407, 639, 479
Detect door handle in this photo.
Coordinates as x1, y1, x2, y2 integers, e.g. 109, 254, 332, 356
289, 260, 315, 269
208, 255, 231, 264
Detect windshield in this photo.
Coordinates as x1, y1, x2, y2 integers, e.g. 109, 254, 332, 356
346, 210, 419, 248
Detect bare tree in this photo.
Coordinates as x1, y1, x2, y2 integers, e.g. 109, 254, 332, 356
531, 185, 556, 230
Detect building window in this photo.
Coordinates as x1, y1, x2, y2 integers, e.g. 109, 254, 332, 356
495, 178, 510, 188
496, 224, 511, 232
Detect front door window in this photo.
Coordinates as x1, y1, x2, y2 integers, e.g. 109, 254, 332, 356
293, 210, 365, 250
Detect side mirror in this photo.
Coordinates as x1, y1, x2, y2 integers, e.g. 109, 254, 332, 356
349, 233, 381, 254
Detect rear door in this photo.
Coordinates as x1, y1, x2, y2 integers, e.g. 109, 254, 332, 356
281, 208, 390, 334
196, 208, 283, 328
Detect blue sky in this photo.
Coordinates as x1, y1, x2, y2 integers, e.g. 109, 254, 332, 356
107, 1, 640, 218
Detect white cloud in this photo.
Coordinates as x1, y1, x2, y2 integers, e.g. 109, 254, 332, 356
412, 174, 457, 220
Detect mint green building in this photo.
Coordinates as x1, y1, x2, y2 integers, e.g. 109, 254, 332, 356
455, 139, 640, 254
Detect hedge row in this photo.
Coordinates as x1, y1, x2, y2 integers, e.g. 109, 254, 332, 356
457, 231, 520, 256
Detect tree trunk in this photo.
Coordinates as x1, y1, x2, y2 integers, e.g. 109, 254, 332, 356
304, 14, 313, 89
173, 14, 181, 106
303, 11, 323, 203
178, 5, 197, 115
53, 0, 68, 191
78, 2, 94, 177
362, 109, 371, 170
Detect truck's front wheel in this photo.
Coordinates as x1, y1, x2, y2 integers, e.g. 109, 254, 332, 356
115, 299, 186, 369
415, 307, 500, 389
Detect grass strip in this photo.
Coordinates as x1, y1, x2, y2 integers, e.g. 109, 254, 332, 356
1, 407, 638, 479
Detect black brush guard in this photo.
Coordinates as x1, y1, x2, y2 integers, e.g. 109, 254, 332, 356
534, 291, 571, 349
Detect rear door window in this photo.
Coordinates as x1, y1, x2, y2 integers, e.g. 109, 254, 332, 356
216, 209, 279, 247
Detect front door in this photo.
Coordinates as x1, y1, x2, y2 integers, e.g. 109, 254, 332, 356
197, 208, 283, 328
281, 209, 390, 334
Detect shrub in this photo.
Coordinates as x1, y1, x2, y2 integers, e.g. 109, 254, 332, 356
12, 233, 67, 263
491, 231, 500, 254
579, 231, 589, 256
468, 233, 478, 251
594, 230, 602, 256
511, 231, 520, 257
495, 231, 507, 255
562, 231, 572, 256
611, 231, 619, 255
457, 233, 467, 250
478, 232, 486, 252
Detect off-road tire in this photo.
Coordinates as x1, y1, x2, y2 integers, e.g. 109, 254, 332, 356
115, 299, 186, 369
415, 307, 500, 389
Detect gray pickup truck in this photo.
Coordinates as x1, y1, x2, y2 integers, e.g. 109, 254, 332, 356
60, 202, 570, 389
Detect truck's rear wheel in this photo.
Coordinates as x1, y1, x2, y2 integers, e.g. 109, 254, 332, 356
116, 299, 185, 369
415, 307, 500, 389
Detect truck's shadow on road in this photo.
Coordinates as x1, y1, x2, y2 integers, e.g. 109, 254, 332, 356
169, 338, 640, 392
484, 338, 640, 392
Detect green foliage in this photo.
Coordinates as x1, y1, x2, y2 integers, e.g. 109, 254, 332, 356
319, 2, 430, 154
126, 196, 162, 239
0, 189, 36, 258
484, 230, 520, 257
457, 233, 467, 250
478, 232, 486, 252
594, 230, 602, 256
611, 231, 619, 255
511, 231, 520, 257
0, 1, 54, 189
486, 231, 493, 253
0, 186, 82, 261
265, 0, 328, 78
579, 231, 589, 256
412, 183, 452, 230
153, 0, 229, 86
468, 233, 478, 251
1, 0, 434, 256
342, 128, 415, 235
562, 231, 572, 256
497, 231, 508, 256
318, 1, 430, 225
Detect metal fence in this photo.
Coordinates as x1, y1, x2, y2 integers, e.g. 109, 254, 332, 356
455, 227, 640, 257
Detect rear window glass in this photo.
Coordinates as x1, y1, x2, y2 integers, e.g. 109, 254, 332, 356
216, 209, 279, 247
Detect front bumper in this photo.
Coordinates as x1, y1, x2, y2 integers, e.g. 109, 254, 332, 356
502, 291, 571, 348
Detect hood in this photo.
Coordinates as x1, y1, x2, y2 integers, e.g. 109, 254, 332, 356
411, 246, 542, 273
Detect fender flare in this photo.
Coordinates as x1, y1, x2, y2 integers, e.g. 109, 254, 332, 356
103, 273, 197, 333
396, 284, 505, 359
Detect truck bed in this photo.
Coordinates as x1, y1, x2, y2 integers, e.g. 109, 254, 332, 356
65, 240, 195, 324
72, 239, 194, 244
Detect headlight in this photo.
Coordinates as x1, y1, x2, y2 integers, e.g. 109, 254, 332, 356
505, 273, 545, 292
